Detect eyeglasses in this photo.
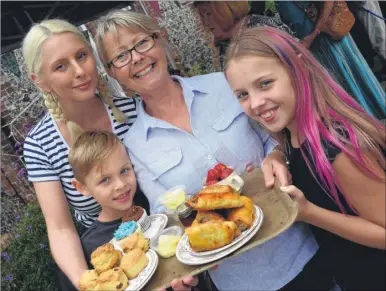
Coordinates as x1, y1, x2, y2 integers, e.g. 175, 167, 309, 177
106, 33, 157, 69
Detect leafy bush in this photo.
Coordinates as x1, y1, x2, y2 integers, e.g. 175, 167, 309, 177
1, 202, 58, 291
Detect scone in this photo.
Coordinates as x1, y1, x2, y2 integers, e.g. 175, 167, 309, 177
98, 267, 129, 291
120, 249, 149, 279
79, 270, 100, 291
91, 243, 121, 274
118, 232, 150, 253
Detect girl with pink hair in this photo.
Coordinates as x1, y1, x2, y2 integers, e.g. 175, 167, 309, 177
225, 26, 385, 290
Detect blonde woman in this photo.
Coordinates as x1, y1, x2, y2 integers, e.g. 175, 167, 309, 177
93, 10, 337, 291
22, 19, 148, 289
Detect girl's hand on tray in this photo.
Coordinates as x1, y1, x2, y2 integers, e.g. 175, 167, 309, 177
261, 151, 292, 188
280, 185, 312, 222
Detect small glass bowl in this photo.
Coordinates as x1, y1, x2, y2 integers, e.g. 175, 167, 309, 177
150, 226, 183, 258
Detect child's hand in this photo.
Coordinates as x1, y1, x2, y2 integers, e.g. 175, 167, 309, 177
280, 185, 312, 222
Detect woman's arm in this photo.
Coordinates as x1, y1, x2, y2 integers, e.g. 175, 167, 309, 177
301, 1, 335, 48
33, 181, 88, 289
314, 1, 334, 33
282, 151, 386, 249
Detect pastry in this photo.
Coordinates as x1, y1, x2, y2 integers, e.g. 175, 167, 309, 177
79, 270, 100, 291
122, 206, 144, 222
185, 220, 238, 252
200, 185, 235, 194
98, 267, 128, 291
118, 232, 150, 253
90, 243, 121, 274
227, 196, 256, 232
120, 249, 149, 279
186, 191, 244, 210
192, 210, 225, 226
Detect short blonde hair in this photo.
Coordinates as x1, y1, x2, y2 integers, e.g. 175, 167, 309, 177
94, 10, 161, 66
68, 131, 124, 183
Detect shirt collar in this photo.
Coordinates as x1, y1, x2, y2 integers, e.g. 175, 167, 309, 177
138, 75, 208, 141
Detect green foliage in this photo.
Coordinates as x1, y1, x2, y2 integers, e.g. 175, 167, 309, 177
184, 63, 211, 77
265, 0, 277, 15
1, 202, 59, 291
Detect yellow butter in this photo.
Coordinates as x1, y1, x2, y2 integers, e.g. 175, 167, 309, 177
158, 235, 182, 258
162, 189, 187, 210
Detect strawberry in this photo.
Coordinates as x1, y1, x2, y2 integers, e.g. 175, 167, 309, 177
220, 168, 233, 180
206, 180, 218, 186
214, 163, 227, 173
206, 168, 220, 183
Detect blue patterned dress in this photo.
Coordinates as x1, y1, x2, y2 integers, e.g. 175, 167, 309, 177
277, 1, 386, 119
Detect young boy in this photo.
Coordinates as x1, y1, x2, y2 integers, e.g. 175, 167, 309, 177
68, 131, 140, 265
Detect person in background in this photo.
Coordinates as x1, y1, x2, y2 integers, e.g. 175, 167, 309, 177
194, 1, 294, 69
276, 1, 386, 120
225, 26, 385, 290
347, 0, 386, 81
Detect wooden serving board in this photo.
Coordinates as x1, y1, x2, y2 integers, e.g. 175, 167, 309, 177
146, 168, 298, 290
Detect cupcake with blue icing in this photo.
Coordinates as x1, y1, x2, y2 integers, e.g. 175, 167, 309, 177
114, 221, 138, 241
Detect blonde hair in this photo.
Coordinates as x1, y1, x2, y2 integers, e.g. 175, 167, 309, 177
68, 131, 124, 183
22, 19, 127, 142
94, 10, 161, 66
196, 1, 250, 32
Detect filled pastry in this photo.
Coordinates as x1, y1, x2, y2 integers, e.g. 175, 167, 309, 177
185, 220, 238, 252
227, 196, 256, 231
200, 185, 235, 194
192, 210, 225, 226
186, 191, 244, 210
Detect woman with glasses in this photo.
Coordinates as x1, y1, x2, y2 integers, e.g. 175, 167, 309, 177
21, 19, 149, 290
94, 10, 336, 291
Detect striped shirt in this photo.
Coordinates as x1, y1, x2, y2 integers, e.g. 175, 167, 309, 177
23, 96, 137, 227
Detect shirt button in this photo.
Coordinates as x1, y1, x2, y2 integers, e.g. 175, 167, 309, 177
208, 155, 213, 160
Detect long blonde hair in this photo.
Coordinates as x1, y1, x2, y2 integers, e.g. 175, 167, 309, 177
225, 27, 385, 213
22, 19, 127, 141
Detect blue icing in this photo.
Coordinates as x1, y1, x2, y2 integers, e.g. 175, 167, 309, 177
114, 221, 137, 240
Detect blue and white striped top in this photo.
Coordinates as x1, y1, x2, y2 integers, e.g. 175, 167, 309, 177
23, 96, 137, 227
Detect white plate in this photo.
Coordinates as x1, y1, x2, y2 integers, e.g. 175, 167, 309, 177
125, 249, 159, 291
184, 205, 262, 257
143, 214, 168, 241
176, 206, 264, 265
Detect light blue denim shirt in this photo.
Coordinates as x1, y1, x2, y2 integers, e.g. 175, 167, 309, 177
124, 72, 318, 290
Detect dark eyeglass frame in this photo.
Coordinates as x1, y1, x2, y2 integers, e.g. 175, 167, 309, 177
106, 33, 158, 69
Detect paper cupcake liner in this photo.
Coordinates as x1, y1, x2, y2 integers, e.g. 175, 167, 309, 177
137, 210, 151, 231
